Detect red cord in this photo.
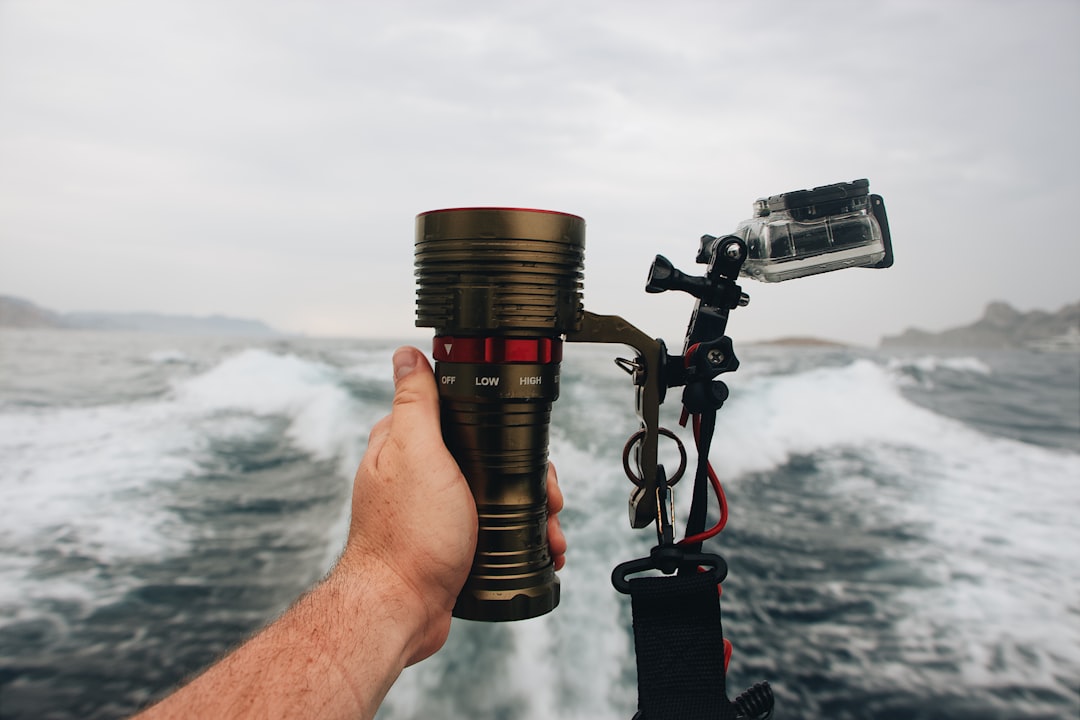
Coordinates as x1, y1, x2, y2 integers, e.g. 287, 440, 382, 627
684, 343, 701, 368
677, 413, 729, 546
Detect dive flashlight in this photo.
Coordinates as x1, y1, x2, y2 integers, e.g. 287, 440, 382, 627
414, 207, 585, 621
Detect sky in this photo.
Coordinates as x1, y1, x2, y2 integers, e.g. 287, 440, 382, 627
1, 0, 1078, 346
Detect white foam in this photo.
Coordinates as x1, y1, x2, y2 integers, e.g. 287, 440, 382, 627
173, 348, 371, 476
0, 348, 385, 624
169, 349, 381, 574
0, 401, 203, 561
343, 347, 399, 383
885, 431, 1080, 688
707, 359, 955, 479
883, 354, 993, 389
713, 357, 1080, 692
889, 355, 992, 375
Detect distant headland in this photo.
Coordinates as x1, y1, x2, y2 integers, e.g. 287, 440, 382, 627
0, 295, 282, 337
881, 300, 1080, 350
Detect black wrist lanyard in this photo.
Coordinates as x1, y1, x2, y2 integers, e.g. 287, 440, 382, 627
613, 409, 775, 720
628, 570, 738, 720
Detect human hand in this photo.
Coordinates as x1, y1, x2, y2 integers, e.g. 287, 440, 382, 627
339, 346, 566, 665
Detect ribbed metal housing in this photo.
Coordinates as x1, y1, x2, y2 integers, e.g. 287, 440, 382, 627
415, 208, 585, 335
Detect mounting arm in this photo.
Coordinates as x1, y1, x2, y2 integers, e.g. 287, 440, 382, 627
566, 311, 666, 529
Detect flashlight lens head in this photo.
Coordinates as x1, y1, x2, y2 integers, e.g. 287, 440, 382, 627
415, 207, 585, 335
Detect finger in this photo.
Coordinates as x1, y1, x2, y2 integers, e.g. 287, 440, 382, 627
546, 462, 564, 515
546, 463, 567, 570
389, 346, 444, 447
548, 513, 566, 571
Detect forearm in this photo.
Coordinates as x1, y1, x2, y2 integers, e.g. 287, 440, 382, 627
134, 563, 419, 720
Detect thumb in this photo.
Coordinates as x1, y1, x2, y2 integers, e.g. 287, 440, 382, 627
390, 346, 443, 444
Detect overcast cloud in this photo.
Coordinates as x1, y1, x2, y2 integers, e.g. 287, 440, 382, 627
2, 0, 1078, 345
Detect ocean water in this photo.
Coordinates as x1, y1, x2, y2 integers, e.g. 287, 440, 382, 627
0, 329, 1077, 719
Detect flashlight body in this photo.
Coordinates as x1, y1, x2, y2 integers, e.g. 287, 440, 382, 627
415, 208, 585, 621
434, 344, 560, 620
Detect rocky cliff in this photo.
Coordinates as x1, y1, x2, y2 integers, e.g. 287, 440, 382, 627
0, 295, 72, 329
881, 300, 1080, 349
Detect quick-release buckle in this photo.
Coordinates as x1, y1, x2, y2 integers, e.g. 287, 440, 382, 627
611, 545, 728, 595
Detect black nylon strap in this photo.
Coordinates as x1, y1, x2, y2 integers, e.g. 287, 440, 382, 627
629, 570, 737, 720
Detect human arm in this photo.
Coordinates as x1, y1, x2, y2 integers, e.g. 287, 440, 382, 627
134, 346, 566, 720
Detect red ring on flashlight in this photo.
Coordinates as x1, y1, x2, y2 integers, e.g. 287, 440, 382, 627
433, 336, 563, 364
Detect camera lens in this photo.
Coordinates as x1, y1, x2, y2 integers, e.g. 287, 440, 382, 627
415, 207, 585, 621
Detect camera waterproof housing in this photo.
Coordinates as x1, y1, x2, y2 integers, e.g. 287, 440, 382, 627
736, 179, 892, 283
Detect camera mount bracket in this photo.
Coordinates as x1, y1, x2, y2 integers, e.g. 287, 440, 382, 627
567, 235, 751, 530
566, 311, 667, 528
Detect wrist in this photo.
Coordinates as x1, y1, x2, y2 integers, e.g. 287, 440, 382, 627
329, 549, 437, 669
